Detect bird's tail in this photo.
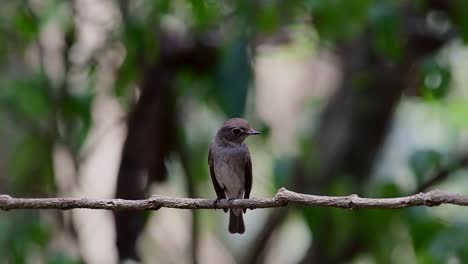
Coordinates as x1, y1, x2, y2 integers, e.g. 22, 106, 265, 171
229, 209, 245, 234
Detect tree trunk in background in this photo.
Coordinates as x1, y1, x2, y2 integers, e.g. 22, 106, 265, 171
114, 62, 177, 260
114, 31, 218, 261
300, 32, 407, 263
245, 2, 457, 263
300, 3, 456, 262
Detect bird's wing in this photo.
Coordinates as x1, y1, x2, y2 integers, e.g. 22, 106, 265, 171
209, 145, 227, 212
244, 148, 252, 213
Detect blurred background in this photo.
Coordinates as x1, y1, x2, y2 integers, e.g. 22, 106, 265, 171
1, 0, 468, 263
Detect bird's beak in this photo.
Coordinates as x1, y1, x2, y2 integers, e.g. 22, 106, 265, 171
248, 129, 261, 135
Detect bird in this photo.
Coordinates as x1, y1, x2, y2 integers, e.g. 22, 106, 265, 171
208, 118, 260, 234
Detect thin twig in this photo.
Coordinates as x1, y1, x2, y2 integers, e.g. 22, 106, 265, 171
1, 188, 468, 211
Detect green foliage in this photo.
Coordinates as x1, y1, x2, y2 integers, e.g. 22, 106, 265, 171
308, 0, 371, 41
9, 134, 55, 194
421, 222, 468, 263
213, 34, 251, 117
409, 149, 442, 185
0, 213, 48, 263
13, 7, 39, 42
189, 139, 213, 184
369, 2, 404, 61
189, 0, 221, 31
60, 92, 94, 152
0, 75, 51, 121
47, 252, 82, 264
348, 183, 402, 262
420, 58, 451, 100
115, 0, 169, 106
273, 156, 295, 189
357, 209, 400, 262
407, 208, 445, 254
1, 0, 468, 262
256, 3, 281, 33
0, 212, 80, 263
453, 0, 468, 43
448, 101, 468, 129
116, 16, 157, 103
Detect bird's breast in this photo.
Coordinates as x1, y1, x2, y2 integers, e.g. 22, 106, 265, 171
212, 146, 247, 198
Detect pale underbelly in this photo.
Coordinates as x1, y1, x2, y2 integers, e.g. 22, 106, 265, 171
213, 161, 245, 199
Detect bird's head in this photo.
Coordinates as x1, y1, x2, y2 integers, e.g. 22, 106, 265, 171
216, 118, 260, 144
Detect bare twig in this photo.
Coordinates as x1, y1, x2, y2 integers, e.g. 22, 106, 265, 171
1, 188, 468, 211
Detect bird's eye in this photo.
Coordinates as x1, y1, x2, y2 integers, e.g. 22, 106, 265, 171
232, 128, 241, 135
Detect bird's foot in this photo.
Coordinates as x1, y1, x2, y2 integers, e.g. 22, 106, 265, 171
213, 198, 222, 210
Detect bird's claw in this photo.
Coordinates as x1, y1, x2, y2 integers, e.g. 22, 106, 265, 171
213, 198, 222, 210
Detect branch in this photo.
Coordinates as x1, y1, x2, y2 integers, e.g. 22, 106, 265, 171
1, 188, 468, 211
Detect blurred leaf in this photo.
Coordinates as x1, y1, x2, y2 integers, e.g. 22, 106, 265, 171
273, 156, 295, 189
407, 208, 445, 253
9, 134, 55, 193
409, 149, 442, 184
257, 3, 280, 33
47, 252, 81, 264
357, 209, 399, 261
146, 0, 171, 15
308, 0, 371, 41
189, 0, 220, 31
373, 182, 403, 197
355, 183, 402, 261
190, 140, 212, 184
116, 16, 159, 105
369, 2, 404, 61
351, 71, 373, 90
454, 0, 468, 43
61, 92, 93, 151
301, 206, 324, 233
448, 101, 468, 129
115, 61, 138, 109
177, 69, 212, 99
213, 34, 251, 117
13, 7, 39, 41
257, 122, 271, 138
27, 218, 50, 247
420, 58, 451, 100
415, 252, 438, 264
328, 175, 356, 195
301, 177, 363, 256
0, 33, 6, 61
1, 76, 51, 121
0, 213, 51, 263
329, 208, 355, 254
423, 221, 468, 263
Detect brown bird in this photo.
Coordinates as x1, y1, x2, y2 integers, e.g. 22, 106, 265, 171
208, 118, 260, 234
